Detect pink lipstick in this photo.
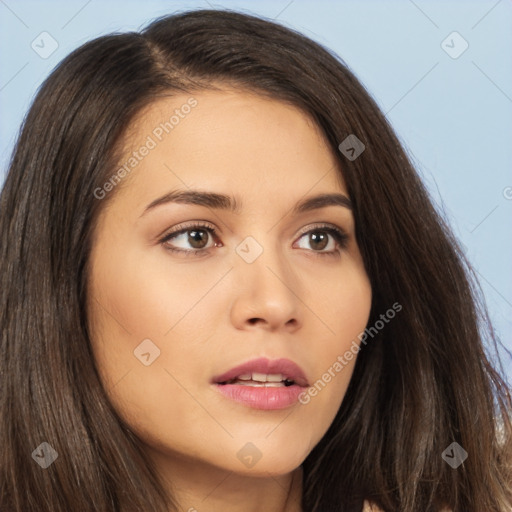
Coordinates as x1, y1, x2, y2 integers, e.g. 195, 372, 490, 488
211, 357, 309, 410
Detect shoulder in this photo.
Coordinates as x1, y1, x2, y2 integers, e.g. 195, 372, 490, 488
363, 500, 453, 511
363, 501, 383, 512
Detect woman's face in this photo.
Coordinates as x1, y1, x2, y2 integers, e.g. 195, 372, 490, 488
87, 88, 372, 477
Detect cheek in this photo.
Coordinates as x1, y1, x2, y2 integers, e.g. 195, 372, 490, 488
299, 264, 372, 427
85, 235, 181, 396
311, 259, 372, 356
86, 265, 219, 462
89, 250, 184, 339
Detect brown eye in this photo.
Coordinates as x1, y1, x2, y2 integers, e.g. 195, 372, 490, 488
307, 232, 329, 251
295, 226, 348, 256
186, 229, 210, 249
160, 223, 219, 255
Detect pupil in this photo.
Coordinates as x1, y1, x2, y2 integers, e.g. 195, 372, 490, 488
310, 232, 328, 250
188, 230, 208, 249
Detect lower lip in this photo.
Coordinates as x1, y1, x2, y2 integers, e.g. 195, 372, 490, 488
213, 383, 305, 410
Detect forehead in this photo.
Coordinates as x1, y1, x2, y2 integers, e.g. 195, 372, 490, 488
110, 88, 348, 211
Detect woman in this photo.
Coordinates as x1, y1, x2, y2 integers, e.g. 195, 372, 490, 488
0, 8, 510, 512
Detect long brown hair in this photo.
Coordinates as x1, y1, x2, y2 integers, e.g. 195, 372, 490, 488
1, 8, 510, 512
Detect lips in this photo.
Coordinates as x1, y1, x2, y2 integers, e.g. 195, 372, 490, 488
211, 357, 309, 387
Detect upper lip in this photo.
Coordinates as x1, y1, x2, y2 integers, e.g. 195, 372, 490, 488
211, 357, 309, 387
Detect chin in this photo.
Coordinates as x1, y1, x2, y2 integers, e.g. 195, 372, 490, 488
226, 446, 308, 477
232, 462, 302, 478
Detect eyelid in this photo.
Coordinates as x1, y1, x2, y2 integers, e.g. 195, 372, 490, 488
295, 222, 345, 238
159, 220, 217, 237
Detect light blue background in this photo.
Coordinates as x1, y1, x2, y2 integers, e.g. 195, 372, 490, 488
1, 0, 511, 381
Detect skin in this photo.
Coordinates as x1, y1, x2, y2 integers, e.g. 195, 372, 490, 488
87, 88, 373, 512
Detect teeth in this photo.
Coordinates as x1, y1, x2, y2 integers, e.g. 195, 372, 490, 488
250, 372, 284, 382
237, 381, 286, 387
266, 373, 285, 382
221, 372, 295, 385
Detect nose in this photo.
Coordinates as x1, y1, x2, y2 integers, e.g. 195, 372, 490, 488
229, 240, 303, 333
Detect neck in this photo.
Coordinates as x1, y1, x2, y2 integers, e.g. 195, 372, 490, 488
148, 447, 304, 512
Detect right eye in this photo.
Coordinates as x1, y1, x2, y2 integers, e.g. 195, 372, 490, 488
159, 222, 221, 256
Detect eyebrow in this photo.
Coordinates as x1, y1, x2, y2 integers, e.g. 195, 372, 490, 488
141, 189, 352, 217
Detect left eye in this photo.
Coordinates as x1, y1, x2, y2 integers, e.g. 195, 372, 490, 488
295, 229, 340, 252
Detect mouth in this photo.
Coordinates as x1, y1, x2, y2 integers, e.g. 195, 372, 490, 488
212, 357, 309, 387
217, 373, 298, 387
211, 357, 310, 410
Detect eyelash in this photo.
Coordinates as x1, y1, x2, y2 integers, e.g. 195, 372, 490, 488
159, 222, 349, 258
